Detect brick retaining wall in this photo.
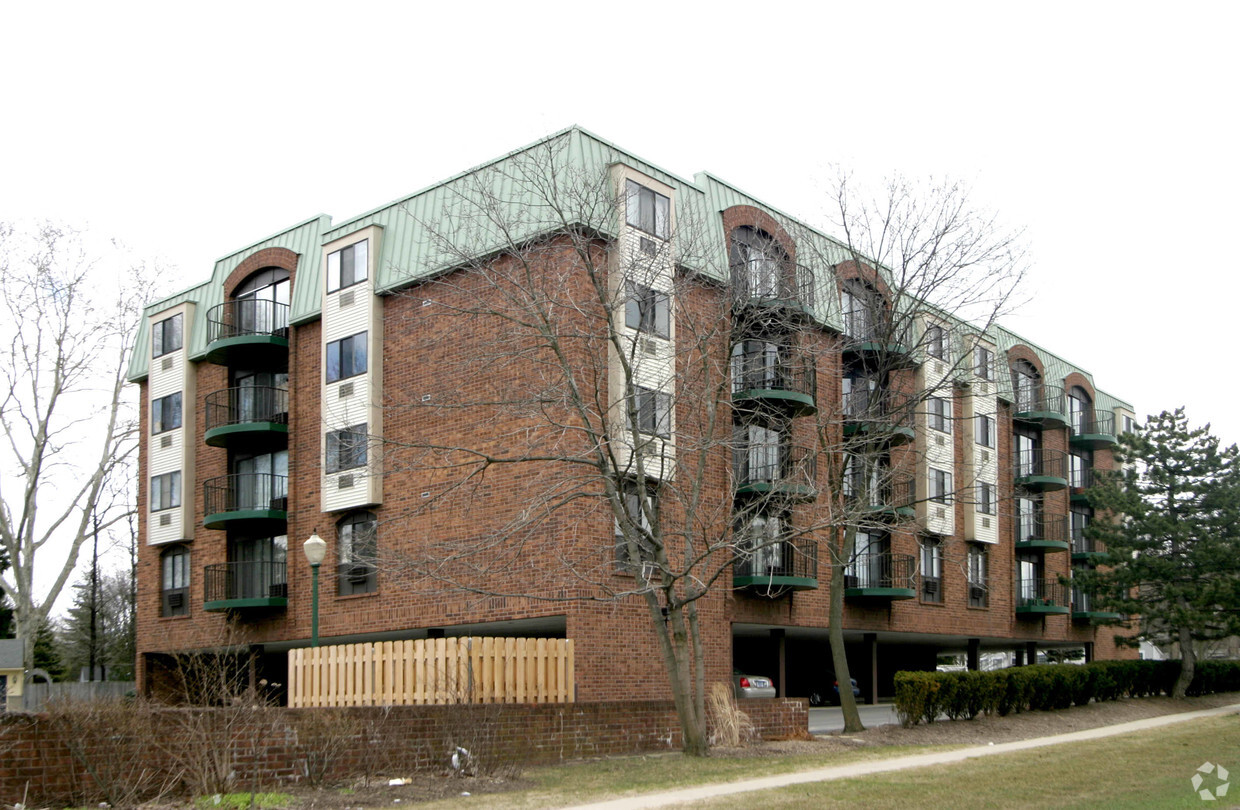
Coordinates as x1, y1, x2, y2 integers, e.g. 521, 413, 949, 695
0, 698, 806, 806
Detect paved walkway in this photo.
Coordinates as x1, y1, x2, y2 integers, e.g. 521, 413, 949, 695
562, 702, 1240, 809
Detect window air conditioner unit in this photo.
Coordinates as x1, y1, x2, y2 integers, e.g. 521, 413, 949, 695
348, 565, 372, 584
167, 592, 184, 609
923, 579, 939, 595
269, 582, 288, 598
640, 337, 659, 357
970, 586, 986, 601
270, 496, 289, 511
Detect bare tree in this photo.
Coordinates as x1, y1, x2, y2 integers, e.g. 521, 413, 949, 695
0, 222, 150, 672
371, 139, 1025, 751
787, 172, 1027, 731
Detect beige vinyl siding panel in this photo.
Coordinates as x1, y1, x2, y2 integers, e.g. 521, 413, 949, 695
126, 282, 212, 382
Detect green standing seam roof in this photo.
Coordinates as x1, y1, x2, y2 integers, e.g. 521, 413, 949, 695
124, 125, 1132, 414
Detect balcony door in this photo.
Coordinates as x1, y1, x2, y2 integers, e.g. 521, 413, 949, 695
234, 449, 288, 509
229, 535, 288, 599
235, 268, 290, 335
235, 371, 288, 423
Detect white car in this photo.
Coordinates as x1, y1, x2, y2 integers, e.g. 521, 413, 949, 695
733, 670, 777, 699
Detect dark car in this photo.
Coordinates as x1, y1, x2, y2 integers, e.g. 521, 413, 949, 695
808, 677, 861, 706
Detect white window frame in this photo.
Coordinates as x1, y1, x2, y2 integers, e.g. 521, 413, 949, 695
327, 239, 369, 293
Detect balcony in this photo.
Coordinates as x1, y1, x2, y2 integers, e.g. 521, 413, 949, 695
203, 473, 288, 531
847, 475, 916, 520
844, 552, 917, 600
203, 561, 288, 611
204, 386, 289, 449
730, 345, 817, 417
1069, 466, 1095, 504
734, 444, 817, 501
730, 261, 815, 315
1015, 515, 1070, 552
841, 320, 914, 366
842, 389, 915, 444
1071, 590, 1123, 622
1012, 384, 1067, 428
1015, 578, 1070, 615
1071, 530, 1108, 563
733, 540, 818, 593
1014, 448, 1068, 491
204, 299, 290, 367
1071, 410, 1117, 449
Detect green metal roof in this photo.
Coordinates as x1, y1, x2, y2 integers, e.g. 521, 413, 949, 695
124, 125, 1131, 414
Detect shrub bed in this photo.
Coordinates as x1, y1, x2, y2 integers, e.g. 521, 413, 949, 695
893, 659, 1240, 727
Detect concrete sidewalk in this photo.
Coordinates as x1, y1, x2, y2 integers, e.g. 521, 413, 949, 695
562, 702, 1240, 810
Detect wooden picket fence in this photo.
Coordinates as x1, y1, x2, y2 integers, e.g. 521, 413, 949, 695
288, 637, 574, 708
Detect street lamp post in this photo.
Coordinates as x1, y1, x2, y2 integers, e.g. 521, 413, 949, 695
303, 532, 327, 648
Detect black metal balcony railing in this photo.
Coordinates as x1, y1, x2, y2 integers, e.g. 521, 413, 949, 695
204, 561, 288, 603
1014, 448, 1067, 481
204, 386, 289, 431
1072, 528, 1104, 557
730, 261, 815, 310
1015, 515, 1069, 545
733, 540, 818, 582
207, 299, 290, 343
1013, 383, 1066, 419
203, 473, 288, 516
845, 552, 916, 591
846, 474, 916, 512
842, 315, 915, 350
730, 345, 816, 400
1069, 465, 1095, 492
1071, 410, 1116, 438
733, 444, 817, 493
1016, 578, 1069, 608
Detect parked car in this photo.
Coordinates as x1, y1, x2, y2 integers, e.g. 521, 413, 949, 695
807, 677, 861, 706
733, 669, 776, 699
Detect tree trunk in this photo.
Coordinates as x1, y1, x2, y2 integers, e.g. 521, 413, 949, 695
648, 594, 709, 756
1173, 619, 1195, 699
828, 531, 864, 733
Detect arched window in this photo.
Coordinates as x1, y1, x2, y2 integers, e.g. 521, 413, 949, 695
841, 280, 883, 340
1068, 386, 1092, 434
338, 511, 378, 595
1011, 359, 1041, 412
234, 267, 290, 335
730, 226, 785, 298
161, 545, 190, 617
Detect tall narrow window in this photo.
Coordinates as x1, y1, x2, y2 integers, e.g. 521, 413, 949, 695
928, 397, 952, 433
625, 283, 670, 338
326, 332, 368, 383
1012, 360, 1040, 412
976, 481, 995, 515
327, 239, 369, 293
338, 511, 378, 595
1068, 386, 1092, 434
929, 468, 953, 503
629, 386, 671, 438
150, 471, 181, 512
625, 180, 670, 239
925, 325, 945, 359
974, 345, 993, 380
975, 414, 996, 448
161, 545, 190, 617
968, 545, 988, 607
920, 539, 943, 602
615, 480, 657, 572
152, 314, 183, 357
152, 392, 182, 434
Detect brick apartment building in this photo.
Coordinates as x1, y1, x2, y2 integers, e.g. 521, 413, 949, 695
128, 126, 1136, 703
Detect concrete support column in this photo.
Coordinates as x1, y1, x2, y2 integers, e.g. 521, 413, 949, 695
1083, 642, 1094, 664
771, 629, 786, 698
864, 633, 878, 705
1026, 641, 1038, 666
1015, 648, 1025, 666
967, 638, 980, 672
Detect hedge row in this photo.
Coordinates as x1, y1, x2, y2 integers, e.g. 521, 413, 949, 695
893, 659, 1240, 727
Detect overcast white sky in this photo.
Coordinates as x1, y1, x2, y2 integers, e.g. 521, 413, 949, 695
3, 2, 1238, 600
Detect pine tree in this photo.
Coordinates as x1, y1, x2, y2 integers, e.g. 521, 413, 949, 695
1083, 408, 1240, 697
32, 615, 65, 681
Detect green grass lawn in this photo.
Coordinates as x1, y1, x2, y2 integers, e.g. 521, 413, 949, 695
418, 715, 1236, 809
417, 743, 943, 809
679, 716, 1240, 810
